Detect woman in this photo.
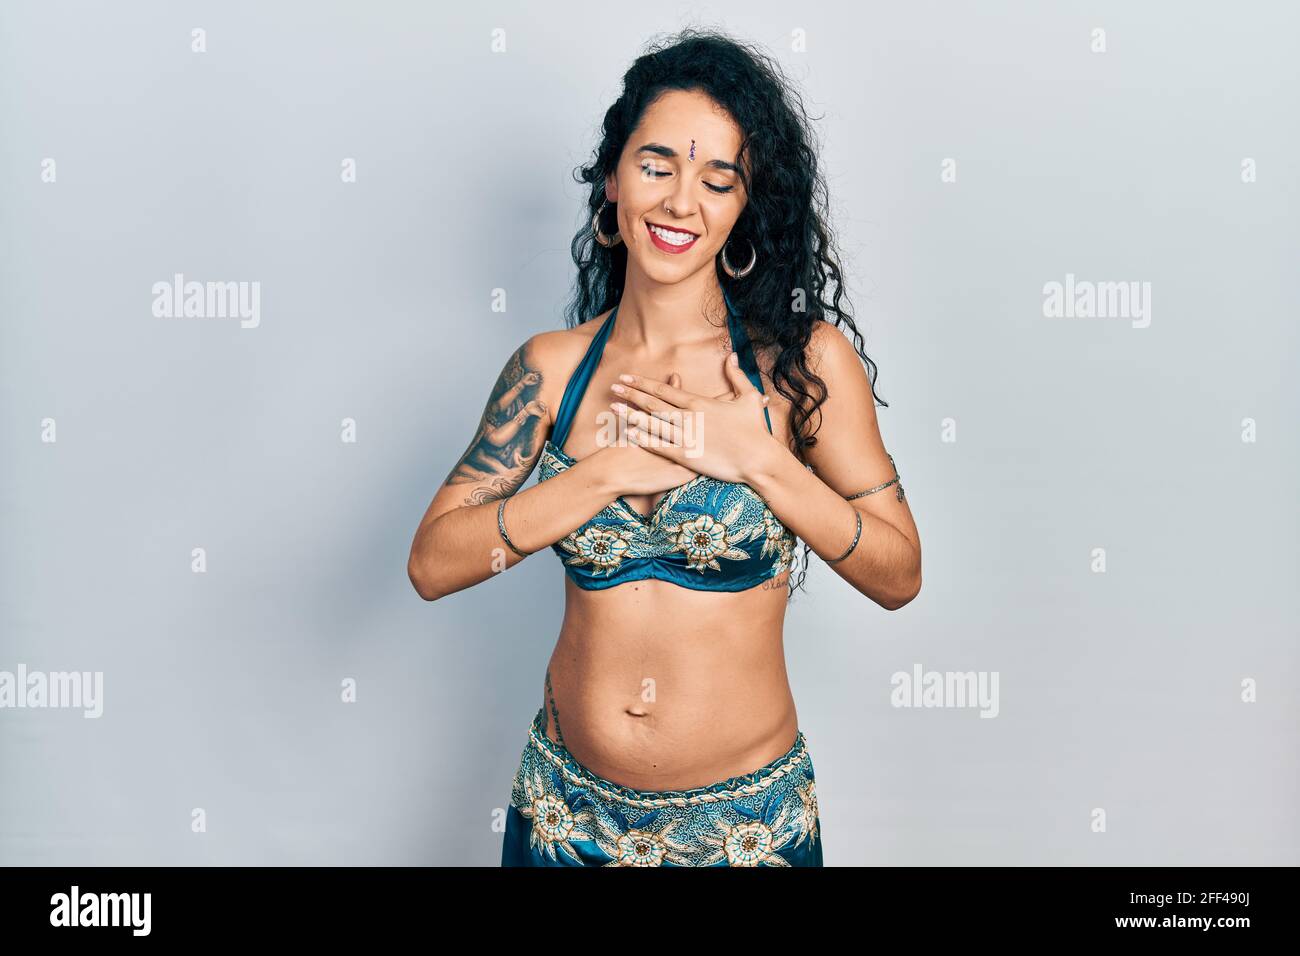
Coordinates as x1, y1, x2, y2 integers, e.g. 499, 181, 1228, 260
408, 29, 921, 867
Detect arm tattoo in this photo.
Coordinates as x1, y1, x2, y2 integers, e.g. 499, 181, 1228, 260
445, 343, 548, 505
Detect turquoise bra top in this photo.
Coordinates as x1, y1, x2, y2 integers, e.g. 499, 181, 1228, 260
538, 291, 796, 592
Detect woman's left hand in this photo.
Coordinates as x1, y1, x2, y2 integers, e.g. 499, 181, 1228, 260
609, 353, 780, 486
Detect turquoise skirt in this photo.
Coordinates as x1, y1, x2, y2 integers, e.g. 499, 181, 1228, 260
501, 707, 823, 867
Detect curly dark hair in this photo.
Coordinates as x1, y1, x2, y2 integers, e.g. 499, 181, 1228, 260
565, 27, 888, 596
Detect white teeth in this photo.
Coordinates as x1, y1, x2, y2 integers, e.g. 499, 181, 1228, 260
649, 224, 696, 245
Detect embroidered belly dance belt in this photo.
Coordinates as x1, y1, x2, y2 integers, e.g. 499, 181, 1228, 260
501, 707, 823, 867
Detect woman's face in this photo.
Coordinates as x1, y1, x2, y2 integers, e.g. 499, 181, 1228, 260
606, 88, 748, 285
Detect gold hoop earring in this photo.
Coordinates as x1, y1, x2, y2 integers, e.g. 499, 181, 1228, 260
720, 237, 756, 278
592, 200, 622, 248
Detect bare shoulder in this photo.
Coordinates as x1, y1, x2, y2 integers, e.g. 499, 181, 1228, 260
805, 320, 864, 379
800, 321, 876, 424
434, 319, 589, 498
527, 310, 610, 359
799, 321, 896, 491
525, 308, 614, 421
750, 320, 873, 406
748, 319, 860, 376
417, 313, 614, 518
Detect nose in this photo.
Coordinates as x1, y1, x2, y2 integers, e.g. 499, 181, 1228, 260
664, 176, 696, 220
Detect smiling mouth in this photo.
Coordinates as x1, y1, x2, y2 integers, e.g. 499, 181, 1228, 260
645, 221, 700, 253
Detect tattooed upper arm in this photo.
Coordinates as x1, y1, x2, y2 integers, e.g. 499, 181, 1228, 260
442, 337, 552, 507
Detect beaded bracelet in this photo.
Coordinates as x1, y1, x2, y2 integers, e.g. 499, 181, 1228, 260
496, 498, 530, 557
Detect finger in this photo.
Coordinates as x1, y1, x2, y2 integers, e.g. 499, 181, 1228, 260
615, 373, 703, 412
613, 402, 683, 445
724, 351, 759, 395
667, 368, 731, 402
626, 423, 686, 463
612, 383, 695, 433
670, 372, 709, 409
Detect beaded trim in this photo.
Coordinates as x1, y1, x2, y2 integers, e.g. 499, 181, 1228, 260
526, 712, 809, 810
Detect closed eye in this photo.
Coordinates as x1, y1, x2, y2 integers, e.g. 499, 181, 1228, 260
640, 163, 734, 194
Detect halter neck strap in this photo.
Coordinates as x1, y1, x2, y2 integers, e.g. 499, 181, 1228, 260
549, 293, 771, 453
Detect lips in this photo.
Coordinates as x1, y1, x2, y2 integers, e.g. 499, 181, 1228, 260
645, 221, 699, 254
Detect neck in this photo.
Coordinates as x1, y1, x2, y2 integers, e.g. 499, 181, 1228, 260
615, 268, 730, 352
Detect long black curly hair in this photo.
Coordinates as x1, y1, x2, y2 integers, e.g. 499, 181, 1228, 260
565, 27, 887, 596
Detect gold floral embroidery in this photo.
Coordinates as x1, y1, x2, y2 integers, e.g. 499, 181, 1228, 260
723, 820, 779, 866
544, 444, 795, 580
793, 779, 819, 850
662, 501, 751, 572
774, 534, 795, 573
698, 809, 795, 867
610, 823, 694, 867
509, 711, 821, 867
757, 507, 787, 558
518, 770, 600, 864
558, 526, 633, 575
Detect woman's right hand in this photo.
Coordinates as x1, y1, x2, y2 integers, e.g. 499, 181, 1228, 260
593, 370, 701, 497
594, 442, 699, 497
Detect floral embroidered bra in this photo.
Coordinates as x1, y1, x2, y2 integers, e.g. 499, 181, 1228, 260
538, 292, 796, 592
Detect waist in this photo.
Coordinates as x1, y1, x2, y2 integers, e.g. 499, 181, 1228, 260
525, 705, 811, 809
546, 589, 796, 791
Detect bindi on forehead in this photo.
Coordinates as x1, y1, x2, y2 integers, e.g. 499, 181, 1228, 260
635, 141, 742, 175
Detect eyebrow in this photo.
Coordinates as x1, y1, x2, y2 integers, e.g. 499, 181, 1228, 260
637, 142, 740, 174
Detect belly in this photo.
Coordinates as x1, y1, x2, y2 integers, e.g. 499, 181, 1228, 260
544, 573, 798, 791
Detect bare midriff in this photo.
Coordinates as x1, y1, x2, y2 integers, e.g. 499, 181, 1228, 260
542, 571, 799, 792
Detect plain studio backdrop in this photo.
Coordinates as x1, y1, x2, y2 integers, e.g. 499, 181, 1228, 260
1, 1, 1296, 865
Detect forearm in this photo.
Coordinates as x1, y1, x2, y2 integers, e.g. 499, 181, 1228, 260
746, 442, 920, 609
408, 453, 616, 600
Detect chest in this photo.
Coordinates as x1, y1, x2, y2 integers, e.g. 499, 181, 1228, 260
538, 440, 794, 580
557, 352, 732, 513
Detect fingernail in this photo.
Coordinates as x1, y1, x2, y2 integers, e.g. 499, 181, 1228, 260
619, 373, 634, 383
730, 352, 739, 366
611, 383, 626, 394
